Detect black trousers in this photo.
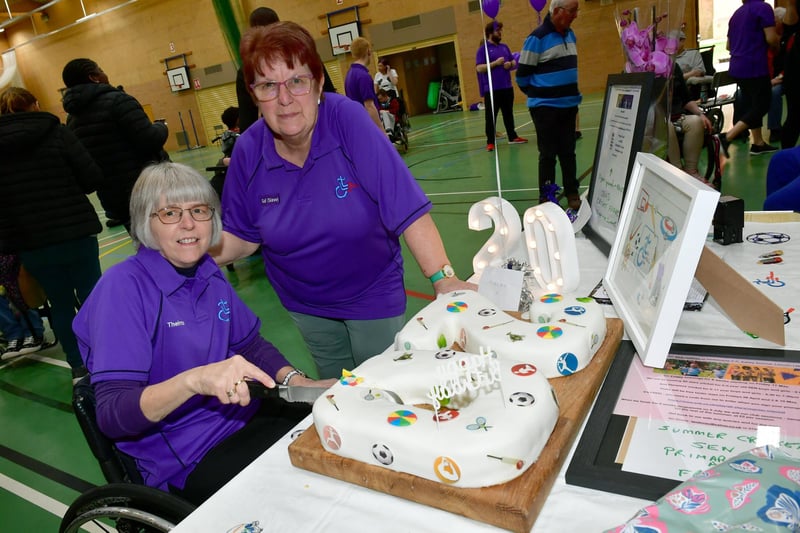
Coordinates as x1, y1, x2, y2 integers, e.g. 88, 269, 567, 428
783, 80, 800, 149
170, 397, 311, 506
530, 105, 579, 197
485, 87, 519, 143
735, 76, 771, 130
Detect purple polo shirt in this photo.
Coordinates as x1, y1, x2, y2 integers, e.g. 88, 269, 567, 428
344, 62, 379, 112
728, 0, 775, 79
73, 247, 289, 491
476, 41, 514, 97
222, 93, 432, 319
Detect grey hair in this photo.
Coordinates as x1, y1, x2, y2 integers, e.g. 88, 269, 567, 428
550, 0, 568, 14
775, 7, 786, 21
129, 162, 222, 250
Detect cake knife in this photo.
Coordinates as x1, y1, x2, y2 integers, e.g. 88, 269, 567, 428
246, 380, 330, 404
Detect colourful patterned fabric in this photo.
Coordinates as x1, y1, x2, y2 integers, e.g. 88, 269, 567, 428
607, 446, 800, 532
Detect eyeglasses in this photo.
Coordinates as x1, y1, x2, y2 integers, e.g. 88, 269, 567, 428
249, 74, 314, 102
150, 204, 214, 224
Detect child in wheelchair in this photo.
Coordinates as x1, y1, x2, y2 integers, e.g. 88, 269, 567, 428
377, 89, 407, 147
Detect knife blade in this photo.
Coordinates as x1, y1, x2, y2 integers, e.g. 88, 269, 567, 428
246, 380, 330, 404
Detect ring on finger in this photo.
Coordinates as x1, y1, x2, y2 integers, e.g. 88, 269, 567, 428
226, 388, 235, 399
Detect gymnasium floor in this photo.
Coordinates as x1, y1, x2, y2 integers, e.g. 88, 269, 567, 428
0, 95, 773, 530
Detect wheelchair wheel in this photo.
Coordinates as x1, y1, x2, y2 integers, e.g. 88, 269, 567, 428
398, 128, 409, 153
706, 108, 724, 135
60, 483, 196, 533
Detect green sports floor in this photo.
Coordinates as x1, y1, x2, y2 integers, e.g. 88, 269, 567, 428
0, 95, 774, 531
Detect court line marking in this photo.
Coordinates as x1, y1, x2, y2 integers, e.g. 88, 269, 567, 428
0, 474, 107, 532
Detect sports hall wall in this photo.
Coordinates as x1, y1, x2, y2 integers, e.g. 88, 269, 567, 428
2, 0, 697, 152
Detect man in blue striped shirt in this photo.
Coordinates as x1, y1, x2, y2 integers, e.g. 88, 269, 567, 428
516, 0, 582, 209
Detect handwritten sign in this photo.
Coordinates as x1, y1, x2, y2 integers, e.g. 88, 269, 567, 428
622, 419, 795, 480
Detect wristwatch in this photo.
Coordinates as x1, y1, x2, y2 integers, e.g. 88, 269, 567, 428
429, 264, 455, 283
281, 368, 306, 386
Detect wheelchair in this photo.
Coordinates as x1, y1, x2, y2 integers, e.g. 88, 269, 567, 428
59, 376, 196, 532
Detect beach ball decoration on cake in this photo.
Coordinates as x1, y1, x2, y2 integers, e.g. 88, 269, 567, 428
447, 301, 468, 313
387, 410, 418, 426
339, 369, 363, 387
536, 325, 563, 338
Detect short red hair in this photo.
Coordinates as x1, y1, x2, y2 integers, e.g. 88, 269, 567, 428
240, 22, 324, 89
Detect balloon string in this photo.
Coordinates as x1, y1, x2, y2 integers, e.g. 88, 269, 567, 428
478, 0, 504, 204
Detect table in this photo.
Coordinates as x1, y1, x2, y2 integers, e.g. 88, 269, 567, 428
171, 214, 799, 532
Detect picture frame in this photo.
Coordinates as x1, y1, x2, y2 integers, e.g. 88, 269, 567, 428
328, 21, 360, 56
583, 73, 655, 255
603, 152, 719, 369
166, 66, 190, 92
565, 341, 800, 500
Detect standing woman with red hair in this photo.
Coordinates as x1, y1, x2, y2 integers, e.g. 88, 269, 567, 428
212, 22, 473, 379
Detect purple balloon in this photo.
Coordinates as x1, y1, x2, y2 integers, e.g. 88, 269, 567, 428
530, 0, 547, 12
482, 0, 499, 19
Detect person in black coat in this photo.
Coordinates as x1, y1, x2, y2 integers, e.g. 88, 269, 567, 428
0, 87, 104, 381
62, 58, 168, 231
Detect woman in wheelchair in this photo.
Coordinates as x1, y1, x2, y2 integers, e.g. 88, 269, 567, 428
667, 63, 714, 183
72, 162, 335, 505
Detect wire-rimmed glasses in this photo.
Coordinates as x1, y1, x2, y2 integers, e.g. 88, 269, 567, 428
249, 74, 314, 102
150, 204, 214, 224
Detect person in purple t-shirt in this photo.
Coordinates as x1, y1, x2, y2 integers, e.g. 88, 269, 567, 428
213, 22, 474, 379
476, 21, 528, 152
715, 0, 780, 156
73, 162, 335, 505
344, 37, 383, 131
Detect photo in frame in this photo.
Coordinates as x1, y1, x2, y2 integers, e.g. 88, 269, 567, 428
603, 152, 719, 369
565, 341, 800, 501
583, 73, 655, 255
328, 21, 360, 56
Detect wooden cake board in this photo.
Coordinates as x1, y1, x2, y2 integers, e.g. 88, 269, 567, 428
289, 318, 624, 532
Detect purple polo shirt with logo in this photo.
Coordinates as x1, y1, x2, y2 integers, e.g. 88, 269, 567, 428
344, 62, 379, 113
73, 247, 288, 491
728, 0, 775, 79
222, 93, 431, 319
476, 41, 515, 97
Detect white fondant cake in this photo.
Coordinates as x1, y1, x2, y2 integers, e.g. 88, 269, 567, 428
312, 347, 559, 487
395, 290, 606, 378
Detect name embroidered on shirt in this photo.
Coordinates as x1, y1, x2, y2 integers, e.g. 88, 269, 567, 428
260, 194, 280, 205
167, 321, 185, 328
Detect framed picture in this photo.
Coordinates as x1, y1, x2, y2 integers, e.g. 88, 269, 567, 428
166, 66, 190, 92
583, 73, 655, 255
328, 21, 360, 56
604, 152, 719, 369
566, 341, 800, 500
